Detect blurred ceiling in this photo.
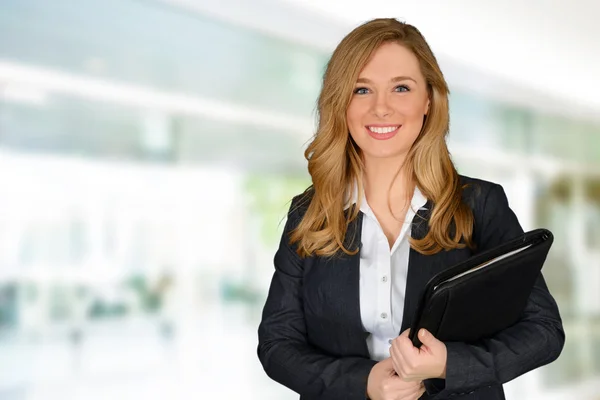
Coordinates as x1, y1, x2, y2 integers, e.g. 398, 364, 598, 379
172, 0, 600, 123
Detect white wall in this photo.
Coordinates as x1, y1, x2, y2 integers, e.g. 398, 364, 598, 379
280, 0, 600, 114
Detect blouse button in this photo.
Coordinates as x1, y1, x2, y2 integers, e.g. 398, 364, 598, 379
380, 312, 388, 319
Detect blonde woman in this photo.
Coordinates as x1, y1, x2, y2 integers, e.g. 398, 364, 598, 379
257, 18, 564, 400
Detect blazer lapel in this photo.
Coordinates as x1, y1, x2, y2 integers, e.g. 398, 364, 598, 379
307, 210, 370, 357
340, 211, 371, 356
399, 200, 473, 334
400, 201, 433, 333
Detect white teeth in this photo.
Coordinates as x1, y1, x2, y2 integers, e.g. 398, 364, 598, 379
368, 126, 399, 134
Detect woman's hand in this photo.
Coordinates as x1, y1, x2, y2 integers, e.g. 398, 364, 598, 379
367, 357, 425, 400
390, 328, 447, 382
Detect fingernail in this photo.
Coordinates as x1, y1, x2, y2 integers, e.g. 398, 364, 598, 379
420, 329, 426, 338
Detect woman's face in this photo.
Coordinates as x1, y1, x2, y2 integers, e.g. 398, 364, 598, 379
347, 42, 430, 163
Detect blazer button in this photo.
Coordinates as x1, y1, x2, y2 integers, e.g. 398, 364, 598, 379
380, 312, 388, 319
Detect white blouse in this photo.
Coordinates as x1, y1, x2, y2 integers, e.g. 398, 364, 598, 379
347, 186, 428, 361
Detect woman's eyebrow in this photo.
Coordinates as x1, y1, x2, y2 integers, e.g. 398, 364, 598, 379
355, 76, 417, 84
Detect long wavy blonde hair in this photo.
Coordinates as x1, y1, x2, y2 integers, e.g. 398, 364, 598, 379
290, 18, 474, 258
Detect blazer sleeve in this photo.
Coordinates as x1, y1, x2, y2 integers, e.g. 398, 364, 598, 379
434, 183, 566, 396
257, 198, 377, 400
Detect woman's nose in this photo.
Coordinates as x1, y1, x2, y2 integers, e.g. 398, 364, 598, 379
372, 93, 393, 118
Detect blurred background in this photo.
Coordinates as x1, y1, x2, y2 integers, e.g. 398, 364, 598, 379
0, 0, 598, 399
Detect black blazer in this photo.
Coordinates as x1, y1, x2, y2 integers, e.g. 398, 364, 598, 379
257, 176, 565, 400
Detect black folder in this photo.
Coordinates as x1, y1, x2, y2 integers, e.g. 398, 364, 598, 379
408, 228, 553, 348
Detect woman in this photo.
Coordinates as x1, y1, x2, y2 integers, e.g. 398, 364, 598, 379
257, 18, 564, 400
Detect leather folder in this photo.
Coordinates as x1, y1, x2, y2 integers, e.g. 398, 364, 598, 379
409, 228, 554, 348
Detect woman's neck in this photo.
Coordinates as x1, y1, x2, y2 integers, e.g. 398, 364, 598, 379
362, 156, 412, 208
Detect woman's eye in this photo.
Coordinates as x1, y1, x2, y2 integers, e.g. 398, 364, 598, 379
353, 87, 369, 95
395, 85, 410, 93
